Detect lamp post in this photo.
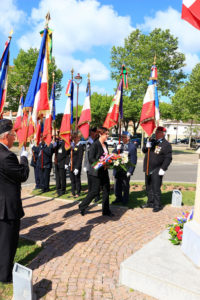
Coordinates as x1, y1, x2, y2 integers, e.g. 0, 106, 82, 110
74, 72, 82, 133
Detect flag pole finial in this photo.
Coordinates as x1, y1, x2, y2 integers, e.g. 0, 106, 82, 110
87, 73, 90, 80
52, 72, 55, 83
45, 12, 51, 28
71, 68, 74, 80
9, 29, 13, 40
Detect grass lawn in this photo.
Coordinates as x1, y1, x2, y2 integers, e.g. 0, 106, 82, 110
32, 182, 196, 209
0, 238, 42, 300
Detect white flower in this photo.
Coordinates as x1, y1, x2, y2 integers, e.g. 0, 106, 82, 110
114, 160, 120, 166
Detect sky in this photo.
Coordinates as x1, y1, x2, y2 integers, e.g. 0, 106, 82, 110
1, 0, 200, 113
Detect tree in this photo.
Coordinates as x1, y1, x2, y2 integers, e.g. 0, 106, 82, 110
110, 28, 186, 133
6, 48, 63, 112
159, 102, 173, 120
90, 92, 113, 127
172, 63, 200, 146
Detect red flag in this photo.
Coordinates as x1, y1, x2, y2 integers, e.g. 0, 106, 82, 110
16, 111, 28, 147
78, 81, 91, 139
14, 95, 24, 131
182, 0, 200, 30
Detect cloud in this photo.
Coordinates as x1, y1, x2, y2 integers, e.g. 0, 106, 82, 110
17, 0, 133, 80
0, 0, 25, 36
138, 7, 200, 71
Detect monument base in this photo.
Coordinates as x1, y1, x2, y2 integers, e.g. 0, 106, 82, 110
119, 230, 200, 300
181, 220, 200, 267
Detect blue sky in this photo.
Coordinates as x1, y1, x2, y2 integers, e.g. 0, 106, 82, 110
1, 0, 200, 113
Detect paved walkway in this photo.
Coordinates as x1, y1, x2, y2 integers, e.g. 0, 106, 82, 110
20, 185, 191, 300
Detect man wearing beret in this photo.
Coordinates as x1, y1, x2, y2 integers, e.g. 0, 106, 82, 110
113, 131, 137, 205
0, 119, 29, 283
142, 126, 172, 212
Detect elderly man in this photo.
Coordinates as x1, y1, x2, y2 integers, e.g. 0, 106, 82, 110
113, 131, 137, 205
142, 126, 172, 212
0, 119, 29, 283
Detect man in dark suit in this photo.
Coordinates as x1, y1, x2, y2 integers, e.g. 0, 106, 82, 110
113, 131, 137, 205
30, 142, 40, 189
142, 126, 172, 212
54, 138, 70, 196
37, 136, 53, 193
0, 119, 29, 283
68, 133, 84, 197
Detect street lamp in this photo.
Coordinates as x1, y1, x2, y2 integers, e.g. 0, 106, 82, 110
74, 72, 82, 133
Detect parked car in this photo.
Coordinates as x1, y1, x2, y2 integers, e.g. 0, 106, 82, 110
180, 138, 189, 144
107, 137, 123, 147
171, 138, 181, 144
194, 139, 200, 150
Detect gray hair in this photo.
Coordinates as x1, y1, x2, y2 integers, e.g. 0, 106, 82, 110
0, 130, 11, 139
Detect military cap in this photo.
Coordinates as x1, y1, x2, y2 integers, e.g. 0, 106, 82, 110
156, 126, 166, 132
122, 131, 131, 137
0, 119, 13, 135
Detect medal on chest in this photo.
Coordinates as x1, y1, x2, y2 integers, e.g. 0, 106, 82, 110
154, 146, 161, 154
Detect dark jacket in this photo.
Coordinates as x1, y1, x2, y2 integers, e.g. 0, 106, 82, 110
0, 143, 29, 220
37, 142, 53, 169
67, 143, 84, 172
54, 140, 70, 169
30, 145, 39, 167
113, 142, 137, 177
142, 138, 172, 173
88, 139, 109, 177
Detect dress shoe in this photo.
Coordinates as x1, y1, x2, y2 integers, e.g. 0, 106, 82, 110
103, 211, 115, 217
153, 206, 163, 212
80, 209, 85, 216
140, 203, 153, 209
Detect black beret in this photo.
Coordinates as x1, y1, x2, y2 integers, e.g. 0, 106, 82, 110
0, 119, 13, 135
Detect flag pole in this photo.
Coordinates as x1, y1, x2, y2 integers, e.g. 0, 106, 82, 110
52, 72, 56, 142
70, 68, 74, 172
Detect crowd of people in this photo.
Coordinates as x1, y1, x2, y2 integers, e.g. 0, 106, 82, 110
0, 119, 172, 283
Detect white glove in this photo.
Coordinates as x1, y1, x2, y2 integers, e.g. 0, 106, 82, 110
146, 141, 152, 148
74, 168, 79, 175
21, 147, 28, 158
127, 172, 131, 177
30, 141, 35, 148
158, 168, 165, 176
83, 167, 87, 172
117, 144, 122, 150
65, 164, 69, 170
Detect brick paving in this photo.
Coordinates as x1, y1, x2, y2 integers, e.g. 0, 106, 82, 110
20, 185, 191, 300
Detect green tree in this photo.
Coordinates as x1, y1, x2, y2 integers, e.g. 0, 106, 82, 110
90, 92, 113, 127
159, 102, 173, 120
6, 48, 63, 112
110, 28, 186, 133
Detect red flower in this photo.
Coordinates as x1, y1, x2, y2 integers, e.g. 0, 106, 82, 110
175, 226, 180, 233
177, 230, 183, 240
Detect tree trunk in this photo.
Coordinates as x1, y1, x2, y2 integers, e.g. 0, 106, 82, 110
189, 119, 193, 148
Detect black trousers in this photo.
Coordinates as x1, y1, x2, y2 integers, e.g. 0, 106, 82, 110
69, 170, 81, 195
145, 169, 163, 208
0, 219, 20, 282
55, 165, 66, 194
34, 166, 40, 189
40, 168, 51, 192
87, 172, 100, 201
79, 172, 110, 214
114, 175, 130, 204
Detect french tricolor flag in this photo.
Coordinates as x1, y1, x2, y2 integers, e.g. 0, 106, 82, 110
60, 80, 74, 149
140, 64, 160, 136
78, 81, 91, 139
103, 79, 123, 129
43, 82, 56, 145
182, 0, 200, 30
0, 37, 11, 117
14, 95, 24, 131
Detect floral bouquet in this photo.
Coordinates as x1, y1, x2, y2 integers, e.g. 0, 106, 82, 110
167, 210, 193, 245
92, 152, 133, 171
